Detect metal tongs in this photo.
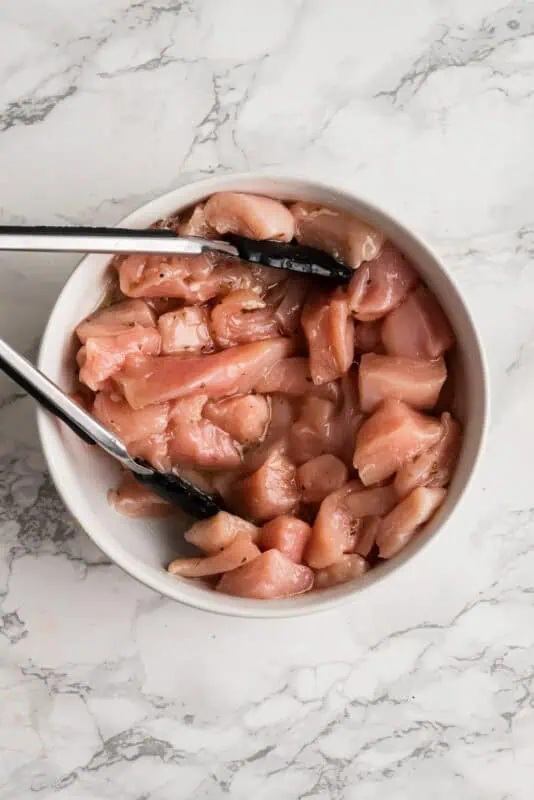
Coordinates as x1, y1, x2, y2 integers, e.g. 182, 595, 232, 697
0, 223, 351, 518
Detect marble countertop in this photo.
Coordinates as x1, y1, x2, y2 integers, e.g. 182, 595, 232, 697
1, 1, 533, 797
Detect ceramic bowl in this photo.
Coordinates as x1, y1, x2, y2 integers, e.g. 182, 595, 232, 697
37, 173, 489, 617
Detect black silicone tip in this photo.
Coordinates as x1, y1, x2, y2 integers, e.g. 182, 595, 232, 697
225, 234, 354, 283
133, 462, 224, 519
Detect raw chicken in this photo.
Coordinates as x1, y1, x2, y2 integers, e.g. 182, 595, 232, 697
353, 320, 383, 353
120, 252, 259, 304
241, 395, 297, 473
115, 337, 295, 409
158, 306, 213, 355
93, 392, 169, 444
128, 434, 170, 472
184, 511, 260, 555
358, 354, 447, 413
167, 395, 242, 470
168, 534, 261, 577
302, 288, 354, 384
273, 276, 309, 334
108, 471, 174, 518
260, 516, 312, 563
76, 299, 156, 343
211, 289, 279, 348
178, 203, 216, 237
305, 480, 366, 569
254, 357, 339, 401
376, 487, 447, 558
314, 554, 369, 589
290, 396, 337, 465
217, 549, 314, 599
297, 454, 348, 504
353, 399, 442, 486
291, 202, 385, 268
204, 192, 295, 242
329, 369, 365, 466
394, 412, 462, 497
203, 395, 270, 445
352, 516, 380, 558
232, 447, 300, 523
347, 243, 418, 322
381, 286, 455, 359
344, 484, 398, 518
79, 327, 161, 391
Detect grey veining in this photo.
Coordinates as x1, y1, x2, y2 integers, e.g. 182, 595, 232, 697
1, 1, 534, 798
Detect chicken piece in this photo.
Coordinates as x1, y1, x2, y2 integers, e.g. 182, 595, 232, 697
167, 395, 241, 470
168, 534, 261, 578
353, 321, 383, 353
231, 447, 299, 523
376, 487, 447, 558
359, 354, 447, 413
314, 554, 369, 589
241, 395, 297, 473
128, 434, 170, 472
301, 289, 354, 385
305, 480, 366, 569
381, 286, 455, 359
79, 327, 161, 392
290, 396, 337, 465
347, 243, 418, 322
260, 516, 312, 564
76, 299, 156, 343
254, 357, 339, 402
217, 549, 314, 599
353, 400, 442, 486
273, 276, 309, 334
158, 306, 213, 355
119, 251, 260, 304
185, 511, 260, 555
352, 516, 380, 558
344, 484, 398, 518
93, 392, 169, 444
394, 412, 462, 497
115, 337, 295, 409
204, 192, 295, 242
291, 202, 385, 268
211, 290, 279, 348
108, 471, 174, 518
203, 395, 270, 445
178, 203, 216, 237
297, 454, 348, 504
329, 369, 364, 466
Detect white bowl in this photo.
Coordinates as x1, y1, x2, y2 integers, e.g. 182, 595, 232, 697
37, 173, 489, 618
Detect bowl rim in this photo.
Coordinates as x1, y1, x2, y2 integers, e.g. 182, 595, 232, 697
37, 170, 490, 618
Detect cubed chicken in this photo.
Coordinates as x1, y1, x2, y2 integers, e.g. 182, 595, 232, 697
381, 286, 455, 359
347, 243, 418, 321
79, 327, 161, 391
305, 480, 366, 569
273, 276, 309, 334
76, 298, 156, 343
93, 392, 169, 444
211, 289, 279, 348
394, 412, 462, 497
158, 306, 213, 355
204, 192, 295, 242
217, 549, 314, 599
353, 320, 384, 353
178, 203, 216, 237
168, 534, 261, 577
260, 516, 312, 563
254, 357, 339, 402
297, 454, 348, 504
353, 399, 442, 486
167, 395, 242, 470
108, 471, 175, 518
314, 554, 369, 589
184, 511, 260, 554
290, 396, 338, 465
115, 337, 295, 409
231, 448, 300, 523
202, 395, 270, 445
358, 354, 447, 413
302, 289, 354, 385
376, 487, 447, 558
291, 202, 385, 268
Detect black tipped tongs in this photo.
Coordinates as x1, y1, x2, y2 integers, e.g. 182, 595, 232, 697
0, 224, 353, 282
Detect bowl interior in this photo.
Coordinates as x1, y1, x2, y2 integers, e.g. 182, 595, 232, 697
37, 174, 488, 617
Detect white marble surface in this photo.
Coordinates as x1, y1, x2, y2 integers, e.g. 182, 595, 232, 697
0, 0, 533, 797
